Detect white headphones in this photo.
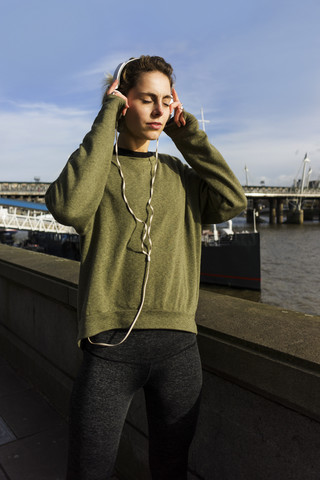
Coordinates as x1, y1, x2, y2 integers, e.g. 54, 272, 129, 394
112, 57, 174, 112
112, 57, 139, 89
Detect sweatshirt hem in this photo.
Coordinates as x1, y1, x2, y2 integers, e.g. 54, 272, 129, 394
77, 310, 198, 345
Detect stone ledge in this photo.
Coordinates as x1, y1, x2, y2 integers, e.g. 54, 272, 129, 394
0, 244, 78, 308
0, 244, 79, 286
197, 330, 320, 422
196, 290, 320, 421
197, 289, 320, 370
1, 243, 320, 422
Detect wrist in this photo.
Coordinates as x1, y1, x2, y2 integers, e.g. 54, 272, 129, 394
164, 111, 198, 138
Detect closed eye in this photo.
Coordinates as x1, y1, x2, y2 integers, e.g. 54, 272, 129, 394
140, 92, 172, 106
141, 99, 170, 108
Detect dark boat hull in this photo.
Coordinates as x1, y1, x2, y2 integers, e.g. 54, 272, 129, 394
200, 232, 261, 290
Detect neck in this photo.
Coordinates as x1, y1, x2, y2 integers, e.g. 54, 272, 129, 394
118, 134, 150, 152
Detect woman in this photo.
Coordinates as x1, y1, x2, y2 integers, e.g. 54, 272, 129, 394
46, 55, 247, 480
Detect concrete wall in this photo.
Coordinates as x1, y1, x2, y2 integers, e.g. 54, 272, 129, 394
1, 243, 320, 479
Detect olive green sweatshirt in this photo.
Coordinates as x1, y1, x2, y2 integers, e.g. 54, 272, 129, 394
45, 96, 247, 343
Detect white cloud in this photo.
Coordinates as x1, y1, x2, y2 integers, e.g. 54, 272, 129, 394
69, 51, 140, 96
212, 112, 320, 186
0, 102, 94, 181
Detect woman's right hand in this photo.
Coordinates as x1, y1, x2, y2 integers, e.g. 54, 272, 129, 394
106, 79, 129, 116
170, 88, 186, 128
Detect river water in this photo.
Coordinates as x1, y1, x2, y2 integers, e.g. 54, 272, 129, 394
203, 217, 320, 317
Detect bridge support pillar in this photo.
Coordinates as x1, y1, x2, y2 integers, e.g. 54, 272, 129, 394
277, 199, 284, 224
287, 209, 304, 224
269, 198, 277, 224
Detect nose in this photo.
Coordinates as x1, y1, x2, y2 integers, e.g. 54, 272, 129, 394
152, 102, 164, 117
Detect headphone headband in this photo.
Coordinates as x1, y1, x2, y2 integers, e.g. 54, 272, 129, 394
112, 57, 139, 89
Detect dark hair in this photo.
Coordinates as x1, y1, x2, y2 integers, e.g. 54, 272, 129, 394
102, 55, 175, 103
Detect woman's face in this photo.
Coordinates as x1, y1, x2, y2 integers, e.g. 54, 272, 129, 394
120, 71, 172, 150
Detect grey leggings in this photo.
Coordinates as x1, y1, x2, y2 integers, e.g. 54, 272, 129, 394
67, 329, 203, 480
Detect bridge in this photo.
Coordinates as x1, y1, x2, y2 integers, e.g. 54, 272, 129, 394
0, 198, 75, 234
1, 182, 320, 199
0, 181, 49, 201
1, 181, 320, 225
243, 185, 320, 224
244, 184, 320, 198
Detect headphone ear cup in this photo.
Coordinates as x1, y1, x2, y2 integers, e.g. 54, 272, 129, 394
112, 63, 123, 88
112, 57, 139, 90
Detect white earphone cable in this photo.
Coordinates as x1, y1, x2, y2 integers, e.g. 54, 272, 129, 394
87, 132, 159, 347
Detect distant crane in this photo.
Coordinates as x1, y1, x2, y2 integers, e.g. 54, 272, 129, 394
306, 167, 312, 187
244, 165, 249, 186
198, 108, 210, 132
298, 153, 310, 210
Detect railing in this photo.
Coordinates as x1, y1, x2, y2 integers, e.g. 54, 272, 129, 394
1, 182, 320, 198
0, 182, 50, 194
0, 208, 75, 234
243, 185, 320, 197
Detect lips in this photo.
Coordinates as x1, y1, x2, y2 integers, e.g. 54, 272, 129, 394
147, 122, 162, 130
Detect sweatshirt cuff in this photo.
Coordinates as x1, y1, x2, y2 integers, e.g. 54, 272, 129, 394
164, 111, 200, 140
102, 94, 126, 118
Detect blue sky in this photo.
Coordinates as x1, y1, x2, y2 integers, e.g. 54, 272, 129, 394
1, 0, 319, 185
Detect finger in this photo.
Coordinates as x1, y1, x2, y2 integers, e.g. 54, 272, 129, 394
170, 100, 180, 112
171, 88, 185, 126
174, 104, 185, 127
170, 88, 180, 114
170, 99, 181, 109
174, 107, 181, 127
106, 80, 129, 115
172, 87, 179, 103
106, 79, 119, 95
171, 101, 183, 118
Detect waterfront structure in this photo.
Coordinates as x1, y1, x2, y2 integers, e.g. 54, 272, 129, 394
244, 185, 320, 224
1, 182, 320, 224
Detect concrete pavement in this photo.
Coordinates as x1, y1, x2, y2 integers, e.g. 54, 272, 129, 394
0, 354, 120, 480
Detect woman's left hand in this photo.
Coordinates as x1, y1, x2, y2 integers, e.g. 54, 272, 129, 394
106, 79, 129, 117
170, 88, 186, 128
